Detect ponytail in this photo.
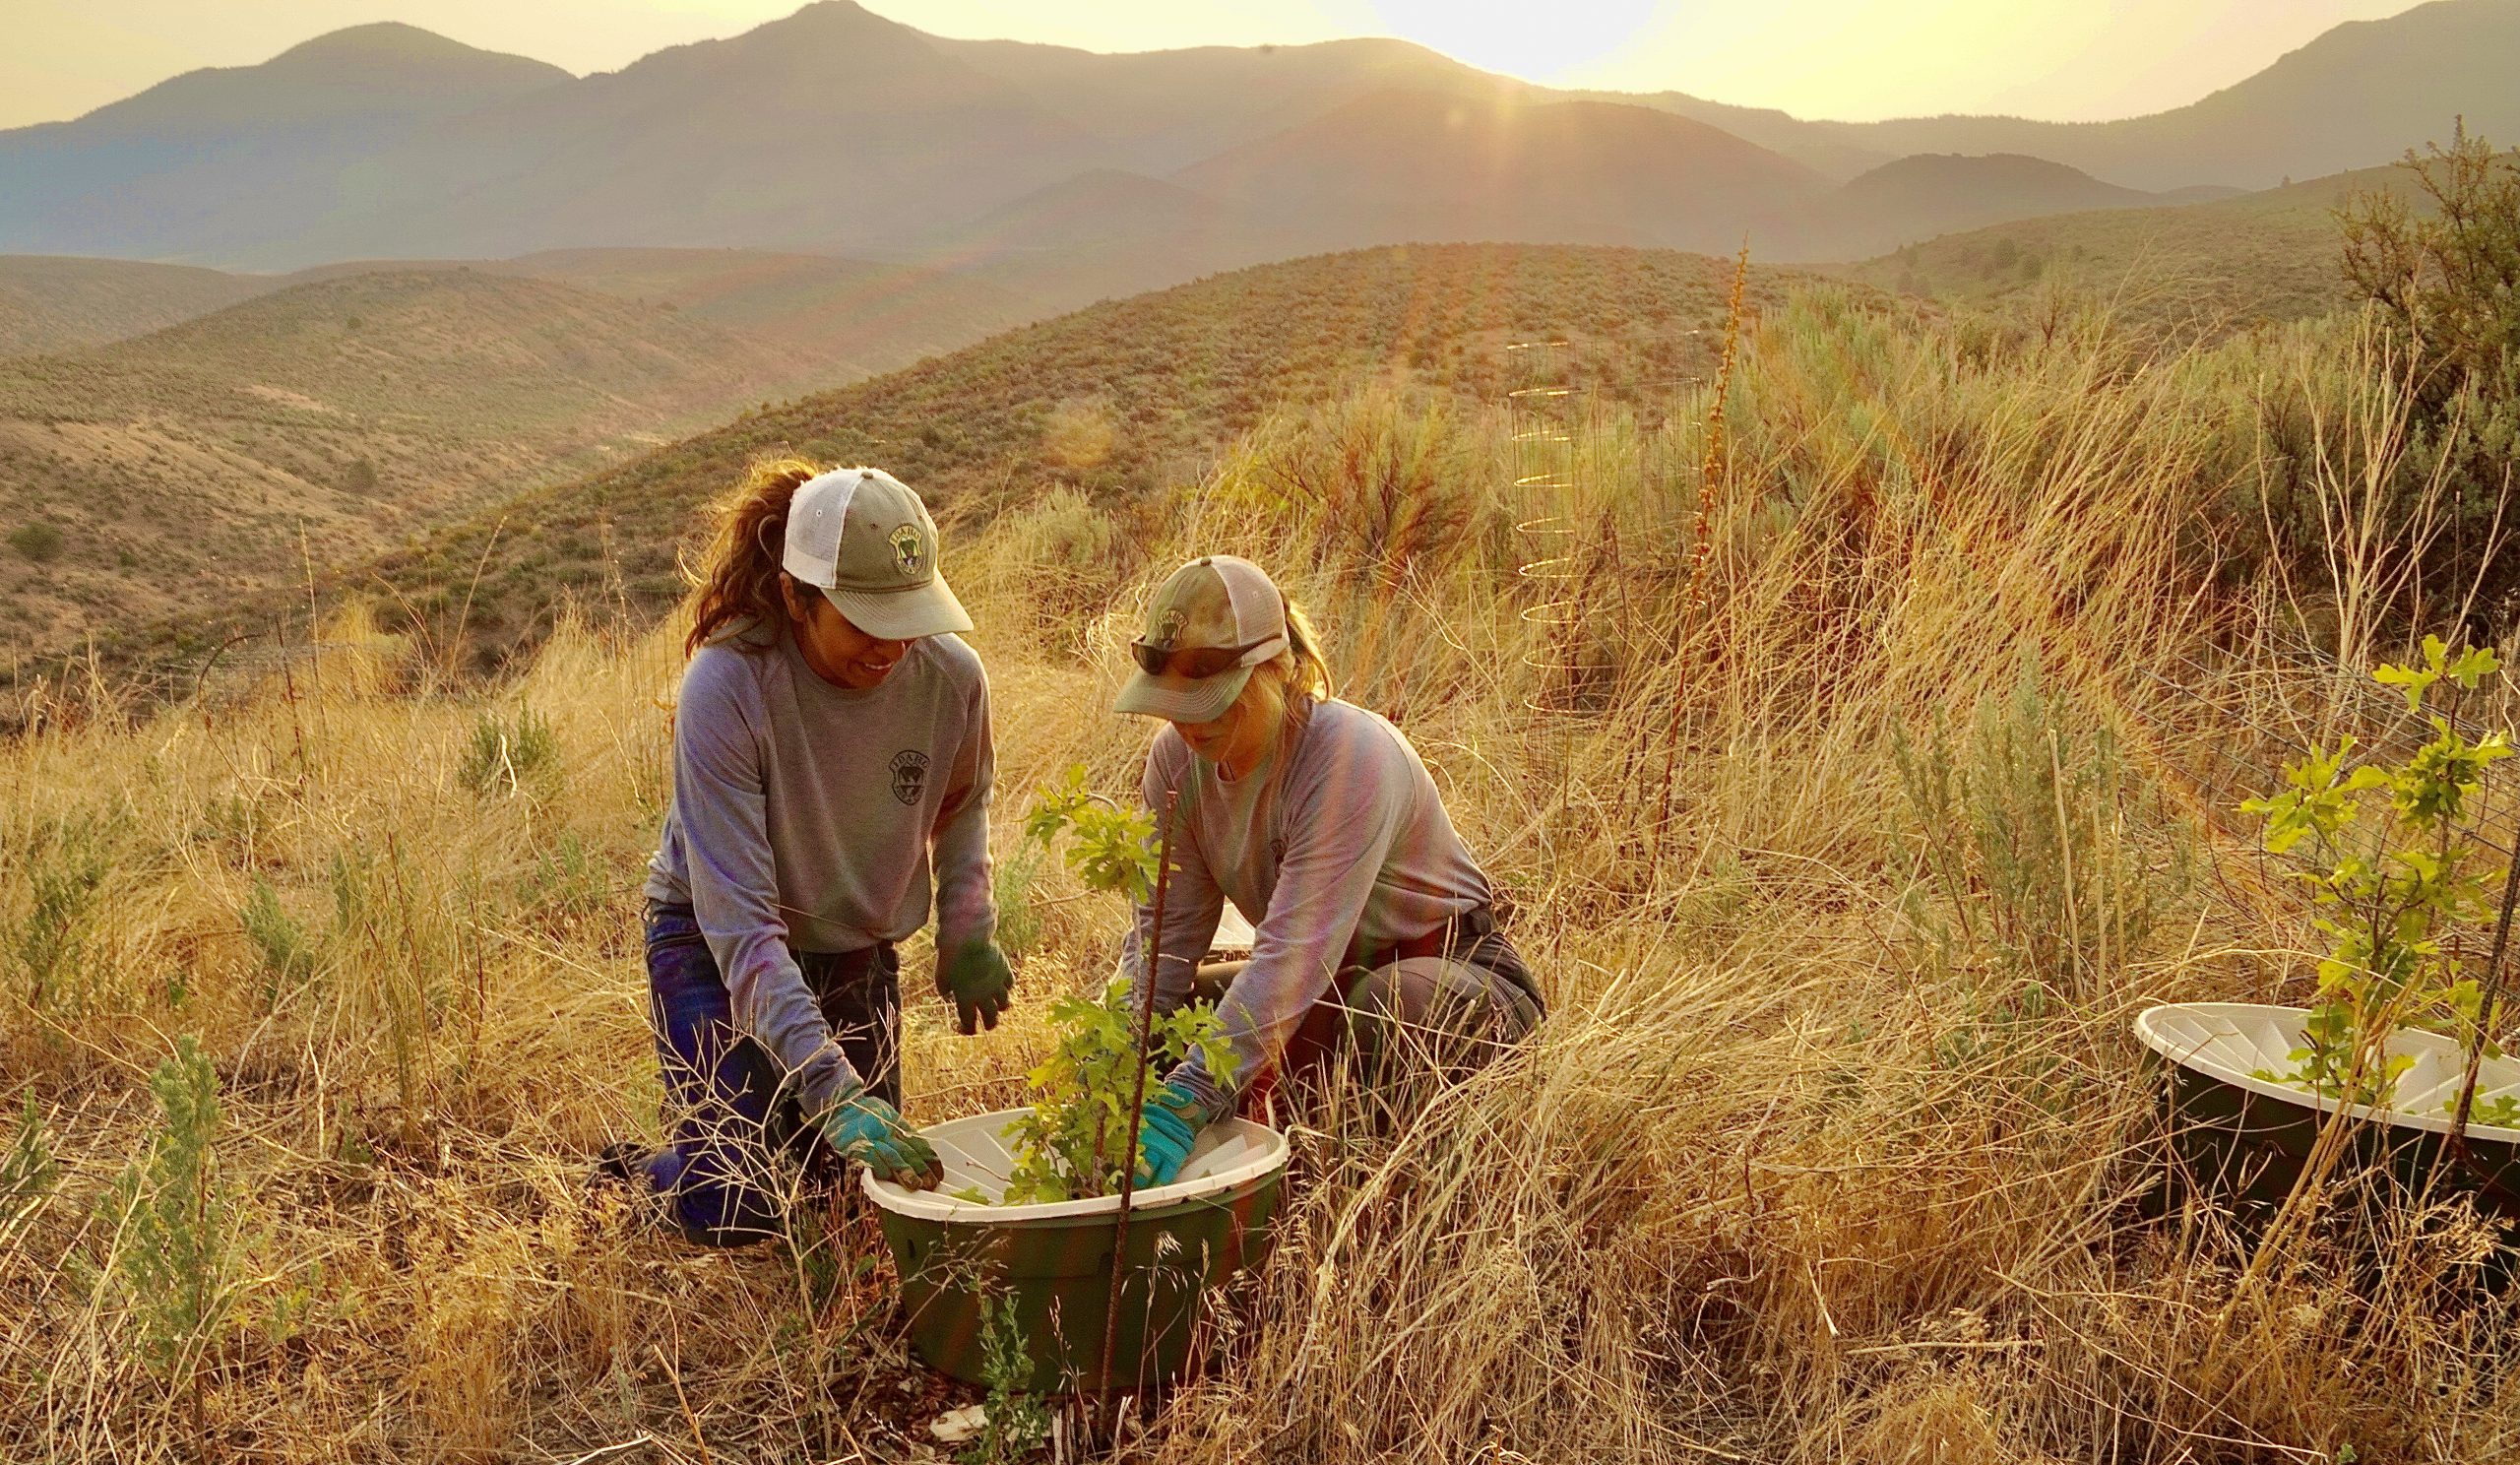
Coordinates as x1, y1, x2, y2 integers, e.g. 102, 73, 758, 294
680, 457, 821, 658
1238, 595, 1336, 747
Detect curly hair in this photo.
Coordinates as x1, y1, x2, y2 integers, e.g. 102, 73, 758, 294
679, 457, 821, 658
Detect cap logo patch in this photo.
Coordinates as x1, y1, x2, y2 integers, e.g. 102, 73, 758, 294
1154, 606, 1188, 649
888, 524, 927, 580
889, 749, 931, 805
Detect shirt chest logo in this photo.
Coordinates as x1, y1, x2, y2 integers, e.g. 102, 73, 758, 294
889, 748, 931, 805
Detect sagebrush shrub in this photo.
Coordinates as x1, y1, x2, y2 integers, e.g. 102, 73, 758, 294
100, 1037, 247, 1387
457, 705, 560, 797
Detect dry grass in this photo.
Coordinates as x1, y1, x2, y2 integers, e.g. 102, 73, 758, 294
4, 287, 2517, 1462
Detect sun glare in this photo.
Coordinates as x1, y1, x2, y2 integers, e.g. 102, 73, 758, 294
1350, 0, 1664, 83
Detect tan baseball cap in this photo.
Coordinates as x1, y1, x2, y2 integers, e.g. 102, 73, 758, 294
783, 467, 972, 641
1112, 555, 1290, 723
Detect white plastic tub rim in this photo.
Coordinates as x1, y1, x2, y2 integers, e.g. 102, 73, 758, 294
861, 1108, 1289, 1225
2133, 1001, 2520, 1145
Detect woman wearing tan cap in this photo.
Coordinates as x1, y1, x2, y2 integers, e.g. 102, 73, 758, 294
1112, 554, 1543, 1185
606, 461, 1014, 1244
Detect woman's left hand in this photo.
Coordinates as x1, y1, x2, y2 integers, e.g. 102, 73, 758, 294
936, 939, 1015, 1034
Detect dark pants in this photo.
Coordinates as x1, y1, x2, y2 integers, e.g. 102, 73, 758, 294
1197, 926, 1543, 1114
642, 901, 901, 1247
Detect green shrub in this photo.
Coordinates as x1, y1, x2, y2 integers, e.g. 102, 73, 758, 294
1893, 662, 2184, 999
9, 814, 112, 1010
8, 522, 63, 563
457, 705, 560, 797
2340, 123, 2520, 625
100, 1037, 248, 1385
964, 1293, 1052, 1462
3, 1092, 55, 1229
239, 875, 316, 1009
520, 831, 610, 931
989, 841, 1046, 960
1002, 767, 1236, 1203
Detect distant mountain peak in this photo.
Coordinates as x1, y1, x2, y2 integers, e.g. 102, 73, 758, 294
1848, 153, 2116, 187
269, 22, 565, 73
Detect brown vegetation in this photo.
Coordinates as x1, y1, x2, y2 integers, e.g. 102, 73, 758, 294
5, 277, 2517, 1460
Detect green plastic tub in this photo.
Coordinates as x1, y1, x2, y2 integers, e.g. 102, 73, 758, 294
2133, 1001, 2520, 1224
862, 1110, 1288, 1393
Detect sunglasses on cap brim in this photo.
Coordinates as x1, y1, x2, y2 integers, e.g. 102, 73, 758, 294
1129, 637, 1277, 678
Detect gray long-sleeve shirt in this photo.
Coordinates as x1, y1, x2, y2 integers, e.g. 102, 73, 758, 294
1122, 699, 1491, 1112
645, 629, 995, 1116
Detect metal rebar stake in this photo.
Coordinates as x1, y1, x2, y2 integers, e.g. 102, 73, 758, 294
1097, 780, 1182, 1410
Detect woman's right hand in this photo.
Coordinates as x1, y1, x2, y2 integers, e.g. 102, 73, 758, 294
1133, 1078, 1214, 1188
821, 1092, 943, 1189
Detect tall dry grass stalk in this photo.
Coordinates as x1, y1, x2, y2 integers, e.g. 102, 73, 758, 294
3, 287, 2516, 1461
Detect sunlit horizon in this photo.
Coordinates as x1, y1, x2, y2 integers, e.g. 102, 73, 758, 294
0, 0, 2435, 133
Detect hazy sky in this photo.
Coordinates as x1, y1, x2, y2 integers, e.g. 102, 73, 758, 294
1, 0, 2430, 132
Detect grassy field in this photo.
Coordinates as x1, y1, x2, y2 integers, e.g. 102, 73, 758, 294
4, 267, 2515, 1461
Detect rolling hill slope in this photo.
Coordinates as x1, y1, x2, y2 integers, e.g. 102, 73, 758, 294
1809, 155, 2174, 256
62, 243, 1849, 686
285, 248, 1045, 376
0, 256, 279, 357
1838, 165, 2412, 332
914, 170, 1293, 310
0, 271, 830, 656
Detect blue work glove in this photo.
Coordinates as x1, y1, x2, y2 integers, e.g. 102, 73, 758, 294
819, 1091, 943, 1190
1132, 1078, 1213, 1189
935, 939, 1015, 1035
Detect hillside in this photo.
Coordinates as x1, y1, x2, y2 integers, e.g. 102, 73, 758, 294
288, 249, 1044, 376
0, 25, 567, 261
0, 257, 277, 357
933, 33, 1492, 175
1177, 91, 1826, 256
0, 271, 830, 656
1759, 0, 2520, 191
1811, 154, 2163, 256
63, 244, 1834, 686
488, 250, 1038, 371
918, 171, 1292, 310
1838, 165, 2411, 332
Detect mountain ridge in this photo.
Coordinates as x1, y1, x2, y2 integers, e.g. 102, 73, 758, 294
3, 0, 2506, 270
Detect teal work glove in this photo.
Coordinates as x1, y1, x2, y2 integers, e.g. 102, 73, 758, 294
820, 1092, 943, 1190
1132, 1078, 1213, 1189
935, 939, 1015, 1035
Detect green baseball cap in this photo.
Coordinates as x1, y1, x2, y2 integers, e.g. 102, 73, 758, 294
783, 467, 972, 641
1113, 555, 1291, 723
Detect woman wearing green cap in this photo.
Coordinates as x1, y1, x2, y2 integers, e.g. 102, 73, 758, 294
611, 459, 1015, 1244
1113, 555, 1543, 1186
